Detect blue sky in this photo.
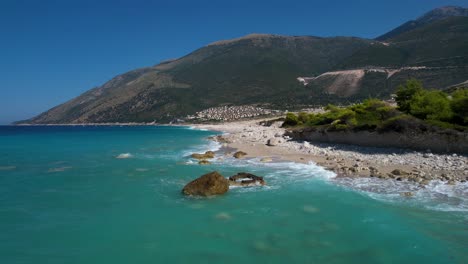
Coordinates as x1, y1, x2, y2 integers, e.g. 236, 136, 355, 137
0, 0, 466, 124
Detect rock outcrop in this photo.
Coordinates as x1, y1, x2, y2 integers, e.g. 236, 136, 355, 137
191, 151, 215, 159
286, 128, 468, 154
267, 138, 281, 146
182, 171, 229, 196
233, 151, 247, 159
228, 173, 266, 187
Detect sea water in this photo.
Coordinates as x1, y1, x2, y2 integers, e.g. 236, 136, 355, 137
0, 126, 467, 264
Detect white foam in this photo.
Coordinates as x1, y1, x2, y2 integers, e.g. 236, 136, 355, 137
116, 153, 133, 159
208, 156, 336, 187
181, 140, 222, 158
333, 177, 468, 212
179, 135, 468, 213
185, 126, 209, 131
47, 166, 72, 173
0, 166, 16, 171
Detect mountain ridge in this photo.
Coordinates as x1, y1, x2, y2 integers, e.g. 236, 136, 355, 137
376, 6, 468, 41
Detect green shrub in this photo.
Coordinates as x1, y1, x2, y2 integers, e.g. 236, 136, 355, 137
283, 113, 299, 127
395, 79, 423, 113
378, 115, 417, 132
450, 89, 468, 125
409, 90, 453, 121
283, 82, 467, 131
329, 123, 349, 131
298, 112, 309, 124
307, 113, 327, 126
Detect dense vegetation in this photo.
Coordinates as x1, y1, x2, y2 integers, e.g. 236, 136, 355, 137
283, 79, 468, 132
395, 79, 468, 128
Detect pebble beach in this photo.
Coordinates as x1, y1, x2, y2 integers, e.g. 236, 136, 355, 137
194, 119, 468, 186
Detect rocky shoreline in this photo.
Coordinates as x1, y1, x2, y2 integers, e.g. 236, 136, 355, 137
193, 119, 468, 187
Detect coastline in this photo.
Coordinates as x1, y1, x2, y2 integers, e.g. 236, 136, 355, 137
192, 119, 468, 186
12, 122, 159, 126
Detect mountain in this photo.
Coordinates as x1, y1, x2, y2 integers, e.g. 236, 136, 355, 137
24, 35, 374, 123
21, 6, 468, 124
376, 6, 468, 41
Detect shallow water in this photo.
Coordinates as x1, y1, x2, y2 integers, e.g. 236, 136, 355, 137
0, 126, 467, 263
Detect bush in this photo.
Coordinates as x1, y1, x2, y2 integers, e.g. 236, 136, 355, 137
283, 83, 467, 132
450, 89, 468, 125
378, 115, 421, 133
297, 112, 309, 124
283, 113, 299, 127
409, 90, 452, 121
395, 79, 423, 113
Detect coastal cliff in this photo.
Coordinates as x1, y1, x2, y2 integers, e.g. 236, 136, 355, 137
286, 128, 468, 154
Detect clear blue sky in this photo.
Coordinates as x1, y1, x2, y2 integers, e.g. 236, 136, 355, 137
0, 0, 467, 124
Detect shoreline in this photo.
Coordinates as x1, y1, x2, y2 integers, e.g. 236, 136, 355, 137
11, 123, 159, 126
192, 119, 468, 186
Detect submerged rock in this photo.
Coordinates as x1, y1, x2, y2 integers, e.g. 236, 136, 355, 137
191, 151, 215, 160
198, 160, 211, 165
233, 151, 247, 159
182, 171, 229, 196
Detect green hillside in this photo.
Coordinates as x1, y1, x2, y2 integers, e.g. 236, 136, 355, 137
21, 7, 468, 124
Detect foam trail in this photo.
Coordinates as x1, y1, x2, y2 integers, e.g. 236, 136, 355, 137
48, 166, 72, 173
181, 140, 222, 158
185, 126, 209, 131
333, 177, 468, 212
0, 166, 16, 171
116, 153, 133, 159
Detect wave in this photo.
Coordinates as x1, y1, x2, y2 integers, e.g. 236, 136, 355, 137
180, 137, 468, 213
0, 166, 16, 171
181, 140, 222, 158
47, 166, 72, 173
333, 177, 468, 212
116, 153, 133, 159
186, 154, 336, 193
185, 126, 209, 131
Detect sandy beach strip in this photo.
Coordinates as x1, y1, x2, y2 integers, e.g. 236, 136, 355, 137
192, 119, 468, 185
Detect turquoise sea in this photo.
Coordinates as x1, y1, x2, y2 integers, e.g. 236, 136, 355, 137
0, 126, 467, 263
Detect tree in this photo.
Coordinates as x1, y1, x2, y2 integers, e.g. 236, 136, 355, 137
450, 89, 468, 125
409, 90, 452, 121
395, 79, 423, 113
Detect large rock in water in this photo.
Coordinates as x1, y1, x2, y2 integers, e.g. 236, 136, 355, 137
182, 171, 229, 196
191, 151, 215, 160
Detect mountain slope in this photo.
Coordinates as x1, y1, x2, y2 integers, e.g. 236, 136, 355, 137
21, 7, 468, 124
376, 6, 468, 41
25, 35, 374, 123
340, 16, 468, 68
